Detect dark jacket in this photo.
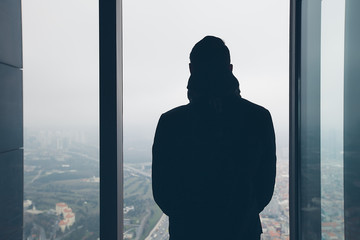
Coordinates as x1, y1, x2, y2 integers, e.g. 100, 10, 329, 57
152, 95, 276, 239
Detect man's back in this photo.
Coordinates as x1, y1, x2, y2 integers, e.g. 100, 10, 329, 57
152, 95, 276, 239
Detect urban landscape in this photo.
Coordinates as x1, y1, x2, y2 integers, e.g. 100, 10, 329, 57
123, 156, 290, 240
23, 128, 100, 240
25, 127, 347, 240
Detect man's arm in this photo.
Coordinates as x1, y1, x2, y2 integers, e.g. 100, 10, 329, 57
255, 110, 277, 213
152, 114, 179, 216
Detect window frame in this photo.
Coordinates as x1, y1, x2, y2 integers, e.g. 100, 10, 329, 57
99, 0, 298, 239
289, 0, 301, 239
99, 0, 123, 239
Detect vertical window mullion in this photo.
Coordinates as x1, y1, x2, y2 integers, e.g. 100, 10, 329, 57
344, 0, 360, 238
99, 0, 123, 239
291, 0, 322, 239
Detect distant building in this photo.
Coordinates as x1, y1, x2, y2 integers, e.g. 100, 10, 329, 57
63, 207, 72, 215
124, 206, 134, 214
82, 176, 100, 183
23, 199, 32, 208
56, 202, 68, 215
65, 213, 75, 226
124, 232, 134, 239
59, 220, 68, 233
26, 205, 44, 215
56, 202, 76, 231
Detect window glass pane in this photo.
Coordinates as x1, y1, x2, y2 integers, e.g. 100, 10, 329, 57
299, 0, 322, 238
321, 0, 345, 239
299, 0, 347, 239
123, 1, 289, 239
344, 0, 360, 238
22, 1, 99, 239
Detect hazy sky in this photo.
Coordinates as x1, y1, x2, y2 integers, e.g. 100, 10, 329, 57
123, 0, 290, 160
22, 0, 99, 128
22, 0, 289, 160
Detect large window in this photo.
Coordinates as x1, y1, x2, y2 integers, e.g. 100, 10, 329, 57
22, 1, 100, 239
2, 0, 360, 239
123, 1, 289, 239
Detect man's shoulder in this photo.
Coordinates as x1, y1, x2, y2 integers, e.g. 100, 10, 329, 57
156, 105, 191, 131
160, 104, 190, 119
159, 98, 271, 120
237, 97, 270, 116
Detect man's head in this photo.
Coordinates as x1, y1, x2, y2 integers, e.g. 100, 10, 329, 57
187, 36, 239, 100
189, 36, 232, 72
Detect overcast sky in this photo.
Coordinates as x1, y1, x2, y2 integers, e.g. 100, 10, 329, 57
22, 0, 99, 128
22, 0, 290, 160
123, 0, 289, 159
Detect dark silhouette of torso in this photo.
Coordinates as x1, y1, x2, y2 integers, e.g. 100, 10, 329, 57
152, 95, 276, 240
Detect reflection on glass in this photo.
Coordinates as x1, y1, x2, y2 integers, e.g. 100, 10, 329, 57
299, 0, 322, 238
22, 0, 99, 239
344, 0, 360, 238
320, 0, 345, 239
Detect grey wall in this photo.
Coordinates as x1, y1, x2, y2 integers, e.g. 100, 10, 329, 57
0, 0, 23, 239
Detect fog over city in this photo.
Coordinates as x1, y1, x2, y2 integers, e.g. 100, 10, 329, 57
23, 0, 289, 156
123, 0, 289, 161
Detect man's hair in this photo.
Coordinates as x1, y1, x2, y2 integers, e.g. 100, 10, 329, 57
190, 36, 231, 70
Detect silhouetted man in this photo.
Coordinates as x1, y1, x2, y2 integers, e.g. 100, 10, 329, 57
152, 36, 276, 240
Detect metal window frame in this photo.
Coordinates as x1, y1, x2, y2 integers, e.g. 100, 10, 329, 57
99, 0, 123, 239
289, 0, 301, 239
99, 0, 302, 239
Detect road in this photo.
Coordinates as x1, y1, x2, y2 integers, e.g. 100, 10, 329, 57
124, 164, 151, 178
30, 169, 43, 184
144, 214, 169, 240
135, 209, 151, 240
66, 151, 98, 162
